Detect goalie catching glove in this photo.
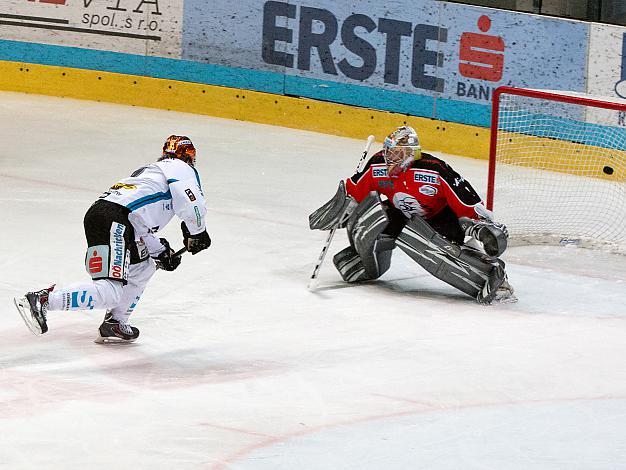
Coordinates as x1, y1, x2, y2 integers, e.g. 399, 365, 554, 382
309, 180, 357, 230
181, 222, 211, 255
459, 217, 508, 257
153, 238, 182, 271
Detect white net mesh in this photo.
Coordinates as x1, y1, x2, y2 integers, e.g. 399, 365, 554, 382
489, 88, 626, 254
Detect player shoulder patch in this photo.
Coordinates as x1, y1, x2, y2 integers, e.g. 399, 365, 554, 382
185, 188, 196, 201
413, 171, 440, 185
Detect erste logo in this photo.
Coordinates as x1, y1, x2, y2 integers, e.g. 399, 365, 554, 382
413, 171, 439, 185
372, 166, 388, 178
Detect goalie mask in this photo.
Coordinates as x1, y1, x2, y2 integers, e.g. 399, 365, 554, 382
160, 135, 196, 167
383, 126, 421, 176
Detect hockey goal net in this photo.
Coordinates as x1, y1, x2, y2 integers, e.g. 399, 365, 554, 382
487, 86, 626, 254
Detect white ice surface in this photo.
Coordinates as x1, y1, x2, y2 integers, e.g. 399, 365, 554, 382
0, 92, 625, 470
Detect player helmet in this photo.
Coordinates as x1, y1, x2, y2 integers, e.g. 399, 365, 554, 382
160, 135, 196, 167
383, 126, 421, 176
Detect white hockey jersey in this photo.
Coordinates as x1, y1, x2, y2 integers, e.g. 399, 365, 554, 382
101, 158, 207, 256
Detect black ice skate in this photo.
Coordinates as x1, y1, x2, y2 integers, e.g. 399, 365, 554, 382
95, 311, 139, 344
13, 285, 55, 335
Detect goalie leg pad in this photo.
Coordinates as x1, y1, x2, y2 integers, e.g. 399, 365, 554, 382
370, 234, 395, 278
346, 193, 390, 255
333, 246, 369, 282
475, 258, 514, 304
458, 249, 516, 304
335, 194, 395, 281
397, 217, 500, 298
333, 236, 396, 283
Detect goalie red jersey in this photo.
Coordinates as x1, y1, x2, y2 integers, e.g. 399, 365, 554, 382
345, 150, 484, 221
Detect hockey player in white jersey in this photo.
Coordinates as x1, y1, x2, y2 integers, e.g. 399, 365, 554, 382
14, 135, 211, 343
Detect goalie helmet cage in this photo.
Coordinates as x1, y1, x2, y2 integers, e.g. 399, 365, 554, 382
487, 86, 626, 254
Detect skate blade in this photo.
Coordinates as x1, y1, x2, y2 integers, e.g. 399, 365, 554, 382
94, 335, 137, 345
13, 297, 43, 336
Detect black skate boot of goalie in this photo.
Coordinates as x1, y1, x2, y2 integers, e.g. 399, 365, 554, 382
13, 285, 55, 335
95, 312, 139, 344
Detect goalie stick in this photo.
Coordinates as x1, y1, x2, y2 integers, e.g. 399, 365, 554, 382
307, 135, 375, 290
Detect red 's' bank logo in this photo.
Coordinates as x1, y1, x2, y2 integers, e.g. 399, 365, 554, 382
459, 15, 504, 82
88, 250, 103, 273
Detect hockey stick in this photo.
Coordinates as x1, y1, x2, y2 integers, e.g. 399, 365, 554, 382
173, 247, 187, 258
307, 135, 375, 291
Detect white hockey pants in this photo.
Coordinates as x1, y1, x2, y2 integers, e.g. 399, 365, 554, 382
48, 260, 157, 323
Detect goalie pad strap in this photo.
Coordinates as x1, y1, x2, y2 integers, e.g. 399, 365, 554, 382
397, 217, 500, 298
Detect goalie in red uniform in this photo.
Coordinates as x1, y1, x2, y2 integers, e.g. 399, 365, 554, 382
309, 125, 516, 304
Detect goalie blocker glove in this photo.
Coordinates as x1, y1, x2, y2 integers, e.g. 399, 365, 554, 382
459, 217, 508, 257
181, 222, 211, 255
153, 238, 182, 271
309, 180, 357, 230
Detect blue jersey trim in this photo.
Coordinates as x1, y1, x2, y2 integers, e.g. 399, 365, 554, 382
126, 190, 172, 211
192, 167, 202, 190
167, 178, 179, 184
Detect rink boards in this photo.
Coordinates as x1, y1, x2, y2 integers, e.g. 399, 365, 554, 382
0, 0, 625, 161
0, 59, 489, 159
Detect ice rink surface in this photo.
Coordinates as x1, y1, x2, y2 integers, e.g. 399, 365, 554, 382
1, 91, 625, 469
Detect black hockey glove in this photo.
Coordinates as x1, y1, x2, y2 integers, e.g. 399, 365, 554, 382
153, 238, 182, 271
181, 222, 211, 255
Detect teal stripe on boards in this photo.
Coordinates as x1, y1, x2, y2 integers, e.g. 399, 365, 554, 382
0, 39, 492, 127
0, 39, 284, 94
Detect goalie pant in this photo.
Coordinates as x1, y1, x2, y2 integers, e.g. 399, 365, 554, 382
333, 193, 507, 304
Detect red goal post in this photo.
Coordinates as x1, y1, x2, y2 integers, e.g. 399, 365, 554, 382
487, 86, 626, 252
